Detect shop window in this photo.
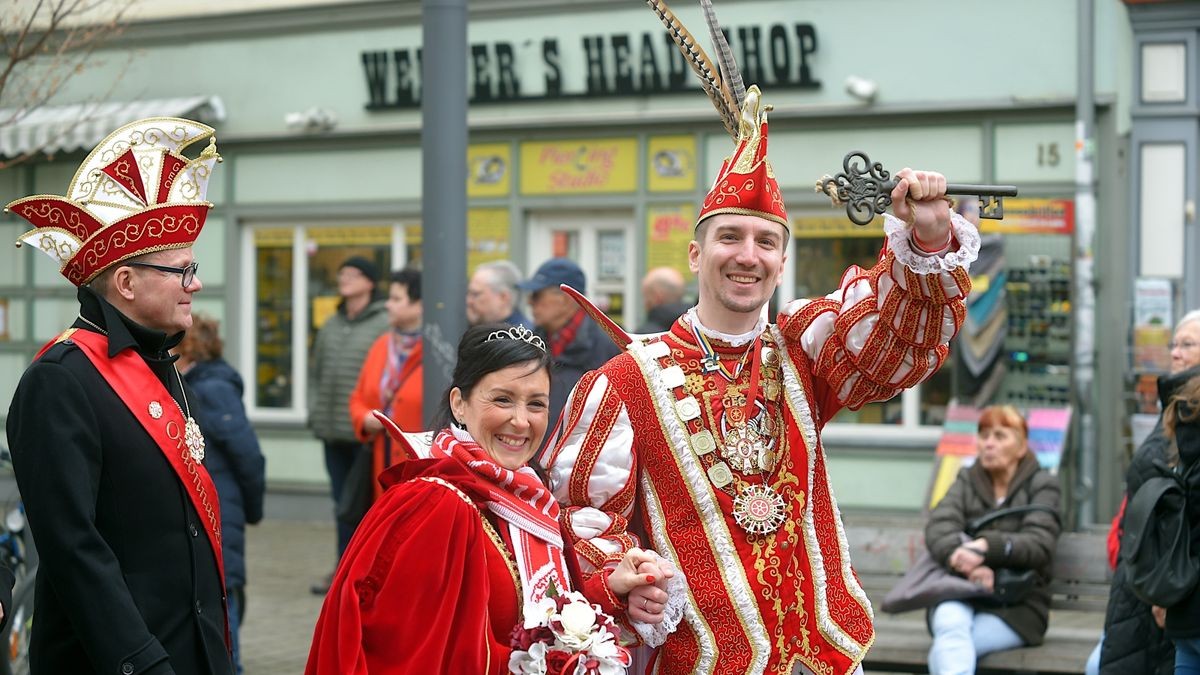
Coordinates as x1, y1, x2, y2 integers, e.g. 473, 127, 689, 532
1141, 42, 1187, 104
245, 222, 418, 419
254, 228, 295, 409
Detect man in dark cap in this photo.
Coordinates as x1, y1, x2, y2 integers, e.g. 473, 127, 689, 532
308, 255, 389, 594
518, 258, 620, 442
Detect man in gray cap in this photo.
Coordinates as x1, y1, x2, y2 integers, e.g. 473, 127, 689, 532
518, 258, 620, 441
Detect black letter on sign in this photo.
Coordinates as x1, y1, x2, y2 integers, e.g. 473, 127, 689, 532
416, 48, 424, 102
639, 33, 662, 92
738, 26, 763, 87
471, 44, 493, 102
583, 36, 608, 95
495, 42, 520, 99
796, 24, 820, 88
362, 51, 389, 107
769, 25, 791, 84
612, 34, 634, 94
543, 39, 562, 97
663, 32, 687, 90
394, 50, 416, 106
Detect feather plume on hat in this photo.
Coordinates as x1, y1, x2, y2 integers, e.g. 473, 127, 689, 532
646, 0, 789, 229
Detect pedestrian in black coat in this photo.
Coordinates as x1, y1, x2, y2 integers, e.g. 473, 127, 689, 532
178, 314, 266, 675
1164, 372, 1200, 665
1098, 357, 1200, 674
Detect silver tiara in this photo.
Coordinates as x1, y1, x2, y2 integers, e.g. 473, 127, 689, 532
486, 325, 547, 352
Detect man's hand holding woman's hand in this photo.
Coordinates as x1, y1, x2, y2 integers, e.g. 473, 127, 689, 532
606, 548, 675, 625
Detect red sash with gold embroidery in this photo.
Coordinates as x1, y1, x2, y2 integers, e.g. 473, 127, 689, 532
61, 329, 228, 612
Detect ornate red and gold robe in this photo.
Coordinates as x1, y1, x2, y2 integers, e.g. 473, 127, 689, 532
541, 216, 978, 675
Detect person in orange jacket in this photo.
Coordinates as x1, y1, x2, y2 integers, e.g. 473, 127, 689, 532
349, 268, 424, 501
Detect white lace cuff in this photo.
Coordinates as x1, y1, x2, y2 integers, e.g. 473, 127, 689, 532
631, 553, 688, 648
884, 212, 980, 274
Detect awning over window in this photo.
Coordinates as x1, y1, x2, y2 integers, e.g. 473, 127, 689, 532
0, 95, 226, 158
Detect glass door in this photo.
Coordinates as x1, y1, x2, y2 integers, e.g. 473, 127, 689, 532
526, 211, 636, 330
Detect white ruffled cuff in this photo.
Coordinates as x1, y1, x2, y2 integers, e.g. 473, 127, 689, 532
883, 212, 980, 274
631, 553, 688, 648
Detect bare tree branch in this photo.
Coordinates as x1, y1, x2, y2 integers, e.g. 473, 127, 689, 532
0, 0, 136, 168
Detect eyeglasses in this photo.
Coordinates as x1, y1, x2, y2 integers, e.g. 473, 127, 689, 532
129, 261, 199, 288
1169, 340, 1199, 351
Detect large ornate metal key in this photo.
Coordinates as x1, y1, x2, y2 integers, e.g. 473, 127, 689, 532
818, 151, 1019, 226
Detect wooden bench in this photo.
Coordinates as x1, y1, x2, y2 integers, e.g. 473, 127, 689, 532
844, 513, 1109, 674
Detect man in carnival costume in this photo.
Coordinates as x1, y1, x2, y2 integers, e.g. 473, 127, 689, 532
5, 118, 233, 675
539, 2, 980, 673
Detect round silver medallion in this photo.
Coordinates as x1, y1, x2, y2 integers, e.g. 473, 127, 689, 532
732, 484, 787, 535
148, 401, 163, 420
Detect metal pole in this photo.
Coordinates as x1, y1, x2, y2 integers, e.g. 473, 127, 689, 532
1074, 0, 1097, 528
421, 0, 468, 425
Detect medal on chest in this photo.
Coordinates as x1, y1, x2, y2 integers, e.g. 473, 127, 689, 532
174, 368, 206, 463
184, 416, 206, 463
666, 326, 788, 535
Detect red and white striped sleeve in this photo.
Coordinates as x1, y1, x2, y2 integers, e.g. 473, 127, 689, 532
779, 213, 980, 422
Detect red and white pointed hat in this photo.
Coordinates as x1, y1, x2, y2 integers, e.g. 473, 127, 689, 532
697, 86, 788, 229
647, 0, 789, 230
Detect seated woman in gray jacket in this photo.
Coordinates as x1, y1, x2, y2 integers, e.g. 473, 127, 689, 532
924, 405, 1063, 675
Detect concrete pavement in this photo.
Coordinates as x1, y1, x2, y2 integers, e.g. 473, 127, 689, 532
239, 492, 335, 675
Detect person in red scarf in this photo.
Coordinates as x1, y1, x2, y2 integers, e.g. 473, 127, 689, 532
348, 268, 424, 501
305, 323, 669, 674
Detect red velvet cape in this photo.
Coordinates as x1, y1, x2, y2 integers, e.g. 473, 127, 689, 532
305, 458, 520, 674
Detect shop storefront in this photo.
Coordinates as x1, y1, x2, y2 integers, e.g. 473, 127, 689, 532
0, 0, 1137, 513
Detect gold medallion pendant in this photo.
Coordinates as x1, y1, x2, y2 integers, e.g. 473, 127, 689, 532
733, 483, 787, 535
184, 417, 206, 463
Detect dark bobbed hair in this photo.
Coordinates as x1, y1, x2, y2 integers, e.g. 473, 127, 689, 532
430, 322, 553, 431
390, 267, 422, 302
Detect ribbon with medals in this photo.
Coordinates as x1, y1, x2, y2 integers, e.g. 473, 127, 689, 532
665, 325, 789, 535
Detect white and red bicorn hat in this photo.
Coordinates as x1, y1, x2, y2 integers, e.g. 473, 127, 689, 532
6, 117, 221, 286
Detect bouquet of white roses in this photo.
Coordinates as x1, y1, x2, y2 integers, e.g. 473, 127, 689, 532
508, 587, 632, 675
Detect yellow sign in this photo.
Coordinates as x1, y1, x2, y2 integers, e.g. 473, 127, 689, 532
520, 138, 637, 195
647, 135, 697, 193
312, 296, 340, 330
978, 198, 1074, 235
306, 225, 392, 246
791, 214, 882, 239
468, 143, 512, 198
468, 208, 512, 273
645, 204, 695, 279
253, 227, 294, 248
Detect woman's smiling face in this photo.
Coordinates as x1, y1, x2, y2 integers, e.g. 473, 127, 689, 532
450, 361, 551, 470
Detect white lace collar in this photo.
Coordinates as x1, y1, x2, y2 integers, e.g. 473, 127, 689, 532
684, 307, 766, 347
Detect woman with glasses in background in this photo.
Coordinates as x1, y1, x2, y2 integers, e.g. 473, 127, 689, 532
1092, 310, 1200, 675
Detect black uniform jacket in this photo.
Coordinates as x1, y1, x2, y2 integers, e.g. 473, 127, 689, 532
6, 287, 232, 675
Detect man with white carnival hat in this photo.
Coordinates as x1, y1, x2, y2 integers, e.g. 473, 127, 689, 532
5, 118, 233, 675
